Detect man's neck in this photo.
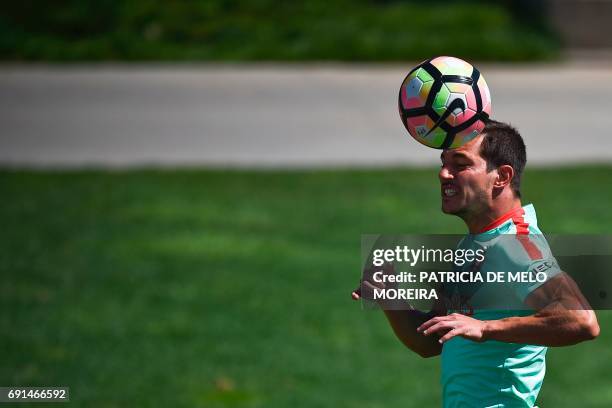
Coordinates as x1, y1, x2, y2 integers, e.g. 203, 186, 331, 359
464, 198, 523, 234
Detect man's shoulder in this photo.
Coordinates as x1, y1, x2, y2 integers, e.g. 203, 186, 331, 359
478, 233, 554, 271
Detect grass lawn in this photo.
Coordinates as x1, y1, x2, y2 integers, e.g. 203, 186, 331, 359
1, 167, 611, 407
1, 1, 557, 61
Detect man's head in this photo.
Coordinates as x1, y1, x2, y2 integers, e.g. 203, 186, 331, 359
439, 120, 526, 219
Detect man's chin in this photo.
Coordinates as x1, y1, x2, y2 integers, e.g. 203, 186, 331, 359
442, 206, 457, 215
441, 201, 463, 215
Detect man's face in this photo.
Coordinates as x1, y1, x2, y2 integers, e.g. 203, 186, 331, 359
439, 136, 496, 217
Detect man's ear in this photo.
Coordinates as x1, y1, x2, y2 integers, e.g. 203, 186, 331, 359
494, 165, 514, 189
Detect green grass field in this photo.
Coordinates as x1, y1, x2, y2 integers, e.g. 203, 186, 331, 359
1, 167, 611, 407
1, 1, 557, 61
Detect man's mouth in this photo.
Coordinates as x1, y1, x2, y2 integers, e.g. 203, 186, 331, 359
442, 184, 458, 197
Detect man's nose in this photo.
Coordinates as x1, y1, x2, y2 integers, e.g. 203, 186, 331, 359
439, 166, 453, 182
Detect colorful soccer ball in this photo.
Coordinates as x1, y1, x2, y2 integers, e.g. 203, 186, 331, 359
398, 56, 492, 149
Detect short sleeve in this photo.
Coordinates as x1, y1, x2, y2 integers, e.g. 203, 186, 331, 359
514, 257, 562, 302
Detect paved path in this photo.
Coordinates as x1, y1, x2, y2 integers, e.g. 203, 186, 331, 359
1, 63, 611, 167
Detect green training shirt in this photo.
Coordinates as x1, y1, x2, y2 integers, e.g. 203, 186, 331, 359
441, 204, 561, 408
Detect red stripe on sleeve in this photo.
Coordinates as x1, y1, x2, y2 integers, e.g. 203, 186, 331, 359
511, 209, 543, 260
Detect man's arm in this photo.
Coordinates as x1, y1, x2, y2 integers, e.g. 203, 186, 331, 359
418, 273, 600, 346
352, 263, 445, 358
481, 307, 599, 346
382, 308, 444, 358
352, 287, 444, 357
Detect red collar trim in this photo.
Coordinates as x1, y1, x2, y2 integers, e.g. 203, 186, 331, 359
478, 206, 525, 233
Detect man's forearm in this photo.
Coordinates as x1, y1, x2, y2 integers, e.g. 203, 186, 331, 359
383, 309, 442, 357
483, 310, 600, 346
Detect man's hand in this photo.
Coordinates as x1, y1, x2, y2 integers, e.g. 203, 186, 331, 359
351, 262, 397, 302
417, 313, 488, 344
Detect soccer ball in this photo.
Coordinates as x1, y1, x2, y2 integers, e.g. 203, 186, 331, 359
398, 56, 492, 149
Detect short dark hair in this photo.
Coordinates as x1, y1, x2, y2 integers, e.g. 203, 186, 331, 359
479, 119, 527, 198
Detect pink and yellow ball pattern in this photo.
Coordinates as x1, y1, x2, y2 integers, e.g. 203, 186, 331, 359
398, 56, 492, 149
